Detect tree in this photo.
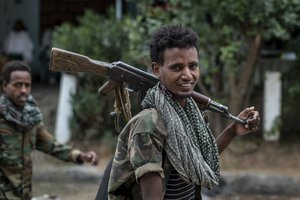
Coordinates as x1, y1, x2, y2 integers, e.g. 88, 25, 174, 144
127, 0, 300, 132
52, 0, 300, 141
51, 9, 129, 142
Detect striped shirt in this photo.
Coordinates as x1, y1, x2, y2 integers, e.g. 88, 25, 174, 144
164, 167, 195, 200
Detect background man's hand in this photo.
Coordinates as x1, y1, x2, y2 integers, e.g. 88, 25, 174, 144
79, 151, 99, 165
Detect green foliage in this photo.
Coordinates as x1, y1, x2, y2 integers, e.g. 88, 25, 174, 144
283, 61, 300, 98
52, 9, 128, 142
53, 9, 126, 61
139, 1, 299, 111
265, 116, 282, 138
51, 8, 166, 142
52, 1, 300, 141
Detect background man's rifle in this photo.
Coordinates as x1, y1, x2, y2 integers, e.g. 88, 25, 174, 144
49, 47, 246, 125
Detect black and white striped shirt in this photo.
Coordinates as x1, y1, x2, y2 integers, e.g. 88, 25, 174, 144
164, 167, 196, 200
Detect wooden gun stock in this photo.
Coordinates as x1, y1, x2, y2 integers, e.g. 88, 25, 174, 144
49, 47, 111, 75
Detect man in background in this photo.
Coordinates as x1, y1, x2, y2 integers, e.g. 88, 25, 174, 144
0, 60, 99, 200
3, 19, 33, 64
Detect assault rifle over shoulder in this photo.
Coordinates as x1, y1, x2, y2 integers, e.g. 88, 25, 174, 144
49, 47, 246, 125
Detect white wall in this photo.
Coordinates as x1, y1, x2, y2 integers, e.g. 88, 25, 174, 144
263, 71, 282, 141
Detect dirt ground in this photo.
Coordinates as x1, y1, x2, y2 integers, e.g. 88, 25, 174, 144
31, 83, 300, 200
32, 140, 300, 200
220, 140, 300, 177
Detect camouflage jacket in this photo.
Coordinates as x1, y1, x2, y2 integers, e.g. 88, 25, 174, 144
108, 108, 172, 200
0, 118, 83, 200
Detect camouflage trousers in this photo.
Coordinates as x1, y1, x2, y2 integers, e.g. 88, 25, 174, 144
0, 175, 31, 200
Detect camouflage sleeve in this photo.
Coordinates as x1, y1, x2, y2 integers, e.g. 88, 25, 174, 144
35, 122, 83, 164
129, 131, 165, 183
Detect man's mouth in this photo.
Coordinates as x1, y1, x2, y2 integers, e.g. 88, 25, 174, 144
179, 83, 193, 88
19, 95, 28, 101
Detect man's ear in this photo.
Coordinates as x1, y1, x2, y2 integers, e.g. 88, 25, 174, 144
151, 62, 160, 78
2, 81, 7, 93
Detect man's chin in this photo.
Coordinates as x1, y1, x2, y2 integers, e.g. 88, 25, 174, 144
15, 101, 27, 108
175, 91, 193, 98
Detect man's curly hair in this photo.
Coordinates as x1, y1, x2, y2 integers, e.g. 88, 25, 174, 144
1, 60, 31, 83
150, 24, 199, 65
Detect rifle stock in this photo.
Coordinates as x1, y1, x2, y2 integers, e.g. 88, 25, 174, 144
50, 47, 111, 75
50, 48, 120, 95
49, 47, 246, 125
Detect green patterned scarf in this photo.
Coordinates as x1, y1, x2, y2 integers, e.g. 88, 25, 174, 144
141, 83, 220, 189
0, 94, 42, 131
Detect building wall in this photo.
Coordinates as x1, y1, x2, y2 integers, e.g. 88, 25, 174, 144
40, 0, 114, 38
36, 0, 115, 80
0, 0, 115, 78
0, 0, 39, 57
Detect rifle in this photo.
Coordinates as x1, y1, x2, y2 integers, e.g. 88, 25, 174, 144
49, 47, 246, 125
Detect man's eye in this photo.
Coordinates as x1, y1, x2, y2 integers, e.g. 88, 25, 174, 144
190, 64, 198, 70
171, 65, 181, 71
15, 83, 22, 88
13, 83, 30, 88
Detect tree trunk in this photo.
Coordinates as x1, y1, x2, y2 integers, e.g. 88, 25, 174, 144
229, 34, 262, 115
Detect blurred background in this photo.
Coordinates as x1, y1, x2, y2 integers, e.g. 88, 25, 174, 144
0, 0, 300, 199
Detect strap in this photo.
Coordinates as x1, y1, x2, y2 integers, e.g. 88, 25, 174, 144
195, 185, 202, 200
95, 159, 113, 200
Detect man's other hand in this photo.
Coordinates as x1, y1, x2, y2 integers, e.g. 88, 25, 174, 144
79, 151, 99, 165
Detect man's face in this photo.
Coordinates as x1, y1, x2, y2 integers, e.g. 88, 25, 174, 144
3, 70, 32, 107
152, 47, 200, 106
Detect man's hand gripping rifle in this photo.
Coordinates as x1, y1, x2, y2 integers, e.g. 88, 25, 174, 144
49, 47, 246, 125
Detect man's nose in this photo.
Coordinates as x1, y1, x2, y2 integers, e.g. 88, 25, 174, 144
181, 68, 193, 79
20, 84, 29, 92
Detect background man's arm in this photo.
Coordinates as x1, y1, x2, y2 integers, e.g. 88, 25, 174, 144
35, 122, 99, 165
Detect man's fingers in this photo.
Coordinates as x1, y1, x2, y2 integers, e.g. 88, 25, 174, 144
246, 113, 260, 124
81, 152, 99, 165
238, 106, 255, 118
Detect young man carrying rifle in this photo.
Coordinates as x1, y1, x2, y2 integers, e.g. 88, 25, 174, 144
107, 24, 260, 200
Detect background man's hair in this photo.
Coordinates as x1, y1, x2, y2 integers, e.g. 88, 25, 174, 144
150, 24, 199, 65
1, 60, 31, 82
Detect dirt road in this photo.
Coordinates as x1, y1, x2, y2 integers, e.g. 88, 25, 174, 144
31, 83, 300, 200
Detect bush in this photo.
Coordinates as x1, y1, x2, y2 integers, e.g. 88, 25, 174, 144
52, 10, 131, 142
